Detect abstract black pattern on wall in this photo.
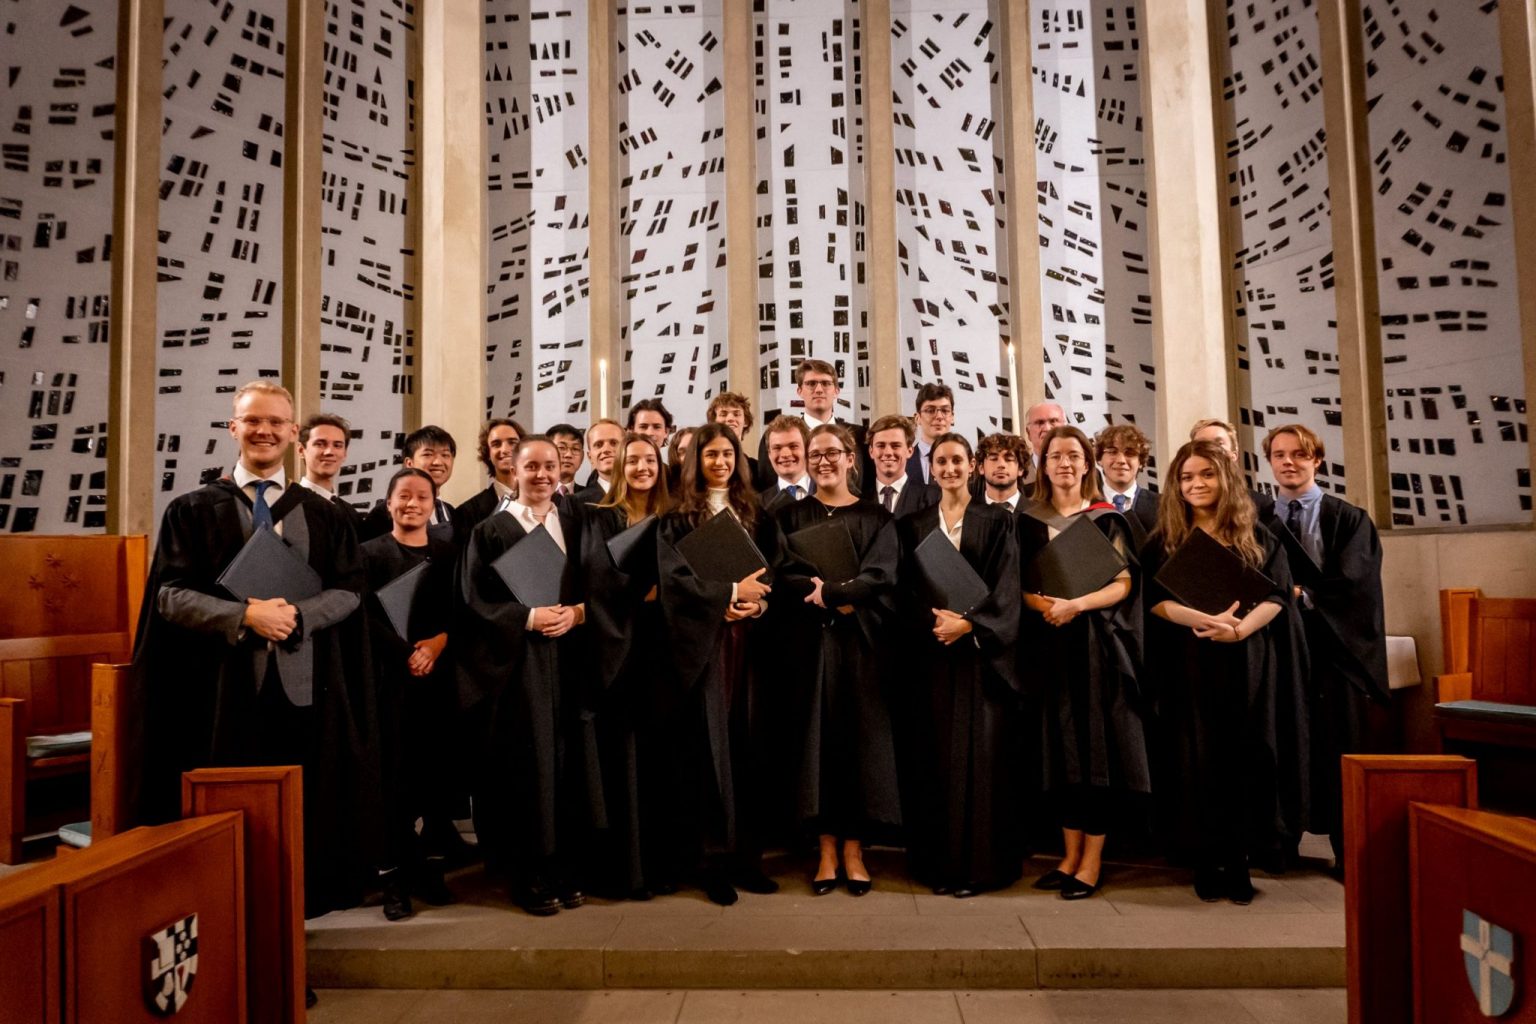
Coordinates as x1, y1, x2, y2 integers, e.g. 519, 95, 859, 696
1363, 0, 1530, 525
1220, 0, 1342, 496
156, 0, 288, 513
0, 0, 116, 532
320, 0, 418, 506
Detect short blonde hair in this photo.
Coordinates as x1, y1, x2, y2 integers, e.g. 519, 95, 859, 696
233, 379, 295, 411
1189, 417, 1238, 451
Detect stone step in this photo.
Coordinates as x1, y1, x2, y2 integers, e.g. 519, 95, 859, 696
306, 855, 1345, 991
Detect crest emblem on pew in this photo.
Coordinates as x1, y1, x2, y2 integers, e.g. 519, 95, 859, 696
143, 912, 199, 1016
1462, 910, 1517, 1017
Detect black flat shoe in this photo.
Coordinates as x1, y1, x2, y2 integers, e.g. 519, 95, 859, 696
380, 870, 413, 921
704, 876, 739, 907
952, 886, 981, 899
1193, 867, 1224, 903
1059, 875, 1100, 901
932, 884, 955, 896
1032, 869, 1071, 891
515, 882, 561, 916
559, 887, 587, 909
1227, 875, 1256, 906
846, 877, 872, 897
811, 872, 841, 896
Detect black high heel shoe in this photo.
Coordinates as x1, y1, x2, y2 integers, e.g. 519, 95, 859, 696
846, 876, 872, 897
1059, 874, 1101, 901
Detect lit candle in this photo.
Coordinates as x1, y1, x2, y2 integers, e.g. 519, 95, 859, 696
1006, 340, 1022, 433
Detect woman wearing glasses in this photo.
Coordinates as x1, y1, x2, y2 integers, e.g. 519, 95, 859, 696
895, 432, 1022, 897
772, 424, 900, 895
1018, 426, 1147, 901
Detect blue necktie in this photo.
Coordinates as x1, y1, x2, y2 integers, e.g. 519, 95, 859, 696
787, 484, 802, 500
1113, 493, 1128, 513
251, 480, 276, 531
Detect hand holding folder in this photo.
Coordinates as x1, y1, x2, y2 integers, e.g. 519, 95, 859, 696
675, 510, 771, 585
1152, 528, 1277, 616
217, 525, 323, 603
914, 528, 988, 616
490, 525, 568, 608
1023, 515, 1127, 600
785, 519, 861, 584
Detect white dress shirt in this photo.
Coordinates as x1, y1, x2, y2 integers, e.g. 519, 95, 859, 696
299, 476, 336, 501
504, 500, 565, 623
233, 463, 287, 536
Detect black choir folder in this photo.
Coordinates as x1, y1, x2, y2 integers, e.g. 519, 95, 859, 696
914, 528, 988, 616
606, 515, 658, 571
490, 525, 566, 607
785, 519, 860, 583
675, 509, 771, 585
217, 525, 323, 603
375, 561, 428, 640
1153, 528, 1277, 615
1024, 515, 1127, 600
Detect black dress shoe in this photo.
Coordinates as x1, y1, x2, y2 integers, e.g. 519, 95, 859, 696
651, 879, 680, 896
628, 887, 654, 902
932, 884, 955, 896
846, 877, 872, 897
952, 885, 982, 899
1226, 873, 1256, 905
1059, 875, 1100, 901
811, 872, 841, 896
1193, 867, 1224, 903
515, 881, 561, 916
414, 862, 456, 907
381, 870, 414, 921
734, 868, 780, 895
704, 875, 739, 907
559, 886, 587, 909
306, 988, 318, 1009
1032, 869, 1071, 891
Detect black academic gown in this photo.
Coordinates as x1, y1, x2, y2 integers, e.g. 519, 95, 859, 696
130, 479, 380, 915
1257, 493, 1389, 847
577, 503, 669, 893
896, 502, 1023, 892
451, 484, 502, 538
360, 533, 457, 871
655, 506, 783, 868
774, 500, 902, 840
1017, 505, 1150, 831
455, 503, 595, 880
1140, 527, 1310, 865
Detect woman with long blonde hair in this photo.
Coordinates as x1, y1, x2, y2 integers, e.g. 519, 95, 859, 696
1141, 439, 1299, 905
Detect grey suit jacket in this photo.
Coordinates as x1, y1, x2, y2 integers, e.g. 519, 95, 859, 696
157, 492, 359, 707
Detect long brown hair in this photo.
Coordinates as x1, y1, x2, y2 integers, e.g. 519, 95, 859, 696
808, 422, 860, 490
674, 422, 757, 530
1030, 425, 1103, 506
1158, 440, 1265, 568
598, 432, 670, 523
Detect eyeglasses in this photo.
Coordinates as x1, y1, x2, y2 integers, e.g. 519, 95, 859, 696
806, 449, 847, 464
234, 416, 292, 429
553, 442, 582, 454
800, 379, 837, 391
918, 404, 953, 416
1045, 452, 1086, 464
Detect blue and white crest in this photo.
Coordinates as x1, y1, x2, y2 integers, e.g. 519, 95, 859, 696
1462, 909, 1517, 1018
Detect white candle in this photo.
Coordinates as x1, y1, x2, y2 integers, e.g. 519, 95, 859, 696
1006, 340, 1022, 433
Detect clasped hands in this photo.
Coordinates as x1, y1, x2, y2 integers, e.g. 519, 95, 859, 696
244, 596, 297, 643
1191, 601, 1244, 643
530, 603, 584, 637
803, 577, 854, 616
727, 568, 771, 622
1025, 592, 1083, 627
931, 608, 972, 645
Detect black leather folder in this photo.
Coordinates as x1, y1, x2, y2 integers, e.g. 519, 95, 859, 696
374, 560, 428, 640
785, 519, 861, 583
1152, 528, 1277, 615
490, 525, 567, 607
914, 528, 988, 615
675, 510, 771, 584
606, 515, 658, 571
1024, 515, 1127, 600
217, 525, 323, 603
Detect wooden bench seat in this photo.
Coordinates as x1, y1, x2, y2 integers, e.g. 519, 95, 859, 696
0, 535, 146, 863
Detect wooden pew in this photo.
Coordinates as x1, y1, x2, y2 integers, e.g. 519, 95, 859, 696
1434, 590, 1536, 811
89, 662, 133, 842
0, 535, 148, 863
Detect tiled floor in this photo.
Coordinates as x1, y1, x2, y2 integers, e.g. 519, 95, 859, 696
306, 987, 1347, 1024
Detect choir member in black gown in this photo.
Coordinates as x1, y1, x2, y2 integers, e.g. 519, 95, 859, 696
1142, 440, 1300, 904
895, 433, 1023, 897
360, 468, 458, 920
1018, 426, 1147, 901
656, 423, 780, 906
773, 424, 900, 896
1259, 423, 1388, 869
578, 433, 672, 899
456, 436, 591, 915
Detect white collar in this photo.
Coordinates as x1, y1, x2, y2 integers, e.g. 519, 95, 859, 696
299, 476, 335, 501
779, 474, 812, 493
233, 463, 286, 491
803, 413, 831, 431
493, 478, 515, 501
989, 489, 1020, 509
1104, 480, 1138, 502
877, 474, 908, 496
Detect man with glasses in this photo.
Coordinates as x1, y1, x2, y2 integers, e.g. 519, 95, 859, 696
131, 380, 373, 936
755, 359, 871, 492
545, 423, 585, 501
864, 414, 939, 518
1093, 424, 1157, 544
758, 415, 814, 512
906, 383, 955, 485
